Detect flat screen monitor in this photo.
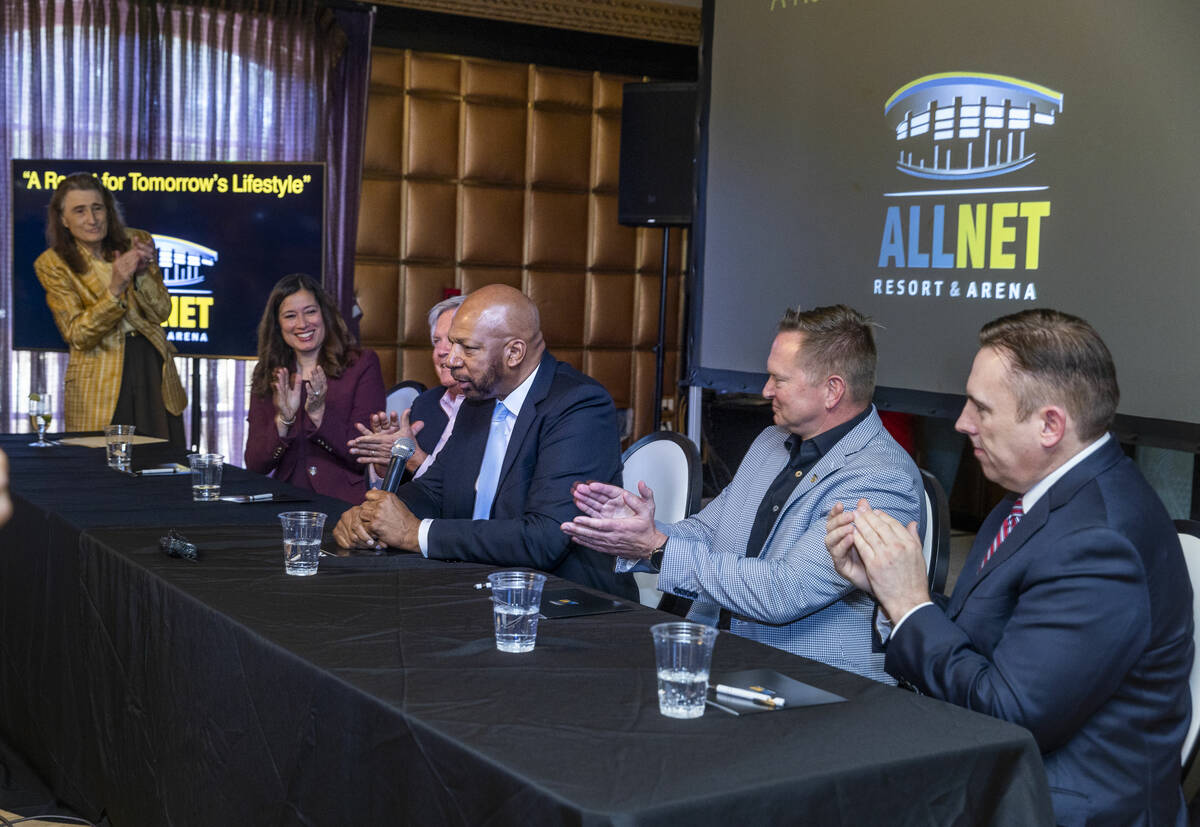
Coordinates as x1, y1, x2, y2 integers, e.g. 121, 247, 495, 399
11, 159, 325, 358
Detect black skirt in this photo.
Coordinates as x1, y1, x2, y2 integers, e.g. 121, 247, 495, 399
111, 331, 186, 450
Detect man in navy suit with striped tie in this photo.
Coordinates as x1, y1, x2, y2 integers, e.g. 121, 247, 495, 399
827, 309, 1192, 826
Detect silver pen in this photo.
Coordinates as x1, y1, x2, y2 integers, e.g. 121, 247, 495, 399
138, 465, 188, 476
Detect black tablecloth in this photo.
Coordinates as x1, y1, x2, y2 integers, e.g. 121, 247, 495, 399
0, 435, 1055, 825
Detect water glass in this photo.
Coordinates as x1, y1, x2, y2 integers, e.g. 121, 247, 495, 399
28, 392, 54, 447
651, 622, 719, 719
488, 571, 547, 653
188, 452, 224, 500
104, 424, 136, 469
279, 511, 327, 576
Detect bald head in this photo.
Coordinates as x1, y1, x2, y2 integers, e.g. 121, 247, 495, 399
447, 285, 546, 400
458, 284, 541, 341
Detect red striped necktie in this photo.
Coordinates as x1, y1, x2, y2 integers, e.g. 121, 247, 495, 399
980, 498, 1023, 571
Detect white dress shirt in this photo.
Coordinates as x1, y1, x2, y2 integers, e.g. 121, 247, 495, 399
417, 364, 541, 556
886, 433, 1112, 639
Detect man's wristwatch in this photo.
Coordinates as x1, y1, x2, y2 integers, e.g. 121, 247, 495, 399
648, 542, 667, 570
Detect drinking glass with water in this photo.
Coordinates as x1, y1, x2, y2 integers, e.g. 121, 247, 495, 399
28, 391, 53, 448
279, 511, 327, 576
488, 571, 547, 653
651, 622, 718, 719
105, 424, 135, 469
187, 453, 224, 500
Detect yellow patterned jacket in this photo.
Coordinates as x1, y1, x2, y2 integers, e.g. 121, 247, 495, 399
34, 229, 188, 431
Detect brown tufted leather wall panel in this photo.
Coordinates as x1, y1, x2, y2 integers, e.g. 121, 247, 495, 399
355, 261, 400, 343
403, 181, 457, 261
585, 272, 635, 347
530, 109, 592, 190
356, 48, 687, 441
463, 103, 526, 184
589, 193, 637, 270
408, 53, 460, 93
526, 191, 589, 268
463, 60, 528, 100
356, 180, 403, 259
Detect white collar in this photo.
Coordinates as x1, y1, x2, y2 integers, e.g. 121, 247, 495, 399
1021, 433, 1110, 511
497, 361, 540, 418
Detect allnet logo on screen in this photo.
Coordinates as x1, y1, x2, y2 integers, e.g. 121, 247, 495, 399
154, 235, 217, 343
873, 72, 1062, 302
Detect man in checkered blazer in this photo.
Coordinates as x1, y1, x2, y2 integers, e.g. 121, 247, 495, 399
564, 305, 923, 682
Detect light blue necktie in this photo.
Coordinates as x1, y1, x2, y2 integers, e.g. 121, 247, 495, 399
473, 401, 511, 519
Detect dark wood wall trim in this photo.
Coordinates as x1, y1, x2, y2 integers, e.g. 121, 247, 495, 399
373, 0, 700, 46
373, 5, 698, 81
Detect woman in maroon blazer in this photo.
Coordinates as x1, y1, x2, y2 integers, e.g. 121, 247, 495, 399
244, 274, 385, 503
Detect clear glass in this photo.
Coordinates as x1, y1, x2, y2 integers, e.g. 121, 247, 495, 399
651, 622, 719, 719
279, 511, 327, 576
105, 424, 136, 469
27, 391, 53, 447
488, 571, 548, 653
187, 452, 224, 500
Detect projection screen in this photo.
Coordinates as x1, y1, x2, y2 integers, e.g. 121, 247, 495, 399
691, 0, 1200, 438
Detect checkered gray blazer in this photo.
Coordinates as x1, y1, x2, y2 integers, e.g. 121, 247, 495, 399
657, 408, 924, 683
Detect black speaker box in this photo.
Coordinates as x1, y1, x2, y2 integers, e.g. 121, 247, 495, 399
618, 82, 697, 227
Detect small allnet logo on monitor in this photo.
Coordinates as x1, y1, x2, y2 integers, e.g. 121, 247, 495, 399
154, 235, 218, 287
153, 234, 217, 343
884, 72, 1063, 181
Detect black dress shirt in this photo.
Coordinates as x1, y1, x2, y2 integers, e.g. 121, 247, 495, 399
744, 406, 872, 558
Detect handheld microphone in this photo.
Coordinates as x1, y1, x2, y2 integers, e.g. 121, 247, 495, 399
380, 436, 417, 493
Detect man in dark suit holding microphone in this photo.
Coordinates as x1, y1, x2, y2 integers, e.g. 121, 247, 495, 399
826, 309, 1192, 826
333, 284, 635, 599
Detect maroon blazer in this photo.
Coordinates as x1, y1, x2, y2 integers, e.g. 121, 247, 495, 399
244, 349, 386, 504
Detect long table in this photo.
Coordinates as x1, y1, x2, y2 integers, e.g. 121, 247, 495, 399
0, 435, 1054, 825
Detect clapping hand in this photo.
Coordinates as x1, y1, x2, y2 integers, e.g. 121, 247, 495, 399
304, 365, 328, 413
574, 480, 642, 519
826, 499, 929, 622
109, 239, 155, 296
271, 367, 302, 433
825, 501, 873, 594
348, 409, 427, 474
560, 480, 666, 560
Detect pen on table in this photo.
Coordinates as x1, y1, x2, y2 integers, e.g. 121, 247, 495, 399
714, 684, 786, 709
242, 493, 275, 501
139, 466, 185, 476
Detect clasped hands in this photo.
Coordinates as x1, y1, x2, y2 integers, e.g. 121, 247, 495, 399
824, 499, 930, 623
333, 489, 420, 551
346, 409, 428, 476
109, 238, 156, 296
560, 480, 667, 560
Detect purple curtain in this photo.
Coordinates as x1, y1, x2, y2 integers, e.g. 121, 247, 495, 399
327, 6, 375, 338
0, 0, 374, 465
